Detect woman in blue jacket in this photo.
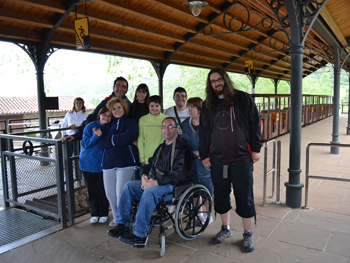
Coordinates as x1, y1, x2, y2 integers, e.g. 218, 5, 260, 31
79, 107, 111, 224
181, 97, 214, 225
97, 98, 139, 227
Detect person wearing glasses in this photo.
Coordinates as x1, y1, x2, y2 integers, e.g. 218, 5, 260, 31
106, 117, 192, 248
163, 87, 189, 134
128, 83, 150, 122
65, 76, 132, 142
199, 68, 261, 252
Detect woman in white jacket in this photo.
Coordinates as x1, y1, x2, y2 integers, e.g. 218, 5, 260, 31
61, 97, 88, 138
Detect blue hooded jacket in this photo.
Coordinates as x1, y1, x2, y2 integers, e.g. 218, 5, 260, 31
97, 115, 139, 170
79, 120, 104, 173
181, 117, 211, 180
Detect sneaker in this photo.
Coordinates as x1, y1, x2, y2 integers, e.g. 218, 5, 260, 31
213, 226, 233, 244
90, 216, 99, 224
99, 216, 108, 223
109, 220, 116, 227
243, 232, 255, 252
119, 233, 148, 248
107, 224, 129, 238
197, 213, 213, 225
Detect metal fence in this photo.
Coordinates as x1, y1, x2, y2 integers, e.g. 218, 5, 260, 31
303, 142, 350, 209
0, 128, 89, 226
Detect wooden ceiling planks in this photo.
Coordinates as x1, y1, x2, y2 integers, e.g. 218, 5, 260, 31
0, 0, 349, 81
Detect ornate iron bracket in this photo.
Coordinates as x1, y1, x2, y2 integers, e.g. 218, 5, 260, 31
195, 1, 278, 38
266, 0, 328, 45
17, 43, 57, 72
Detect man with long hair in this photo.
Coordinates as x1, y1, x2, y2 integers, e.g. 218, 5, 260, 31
199, 68, 261, 252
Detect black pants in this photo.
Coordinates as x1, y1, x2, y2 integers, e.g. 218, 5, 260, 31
82, 171, 109, 217
211, 159, 256, 218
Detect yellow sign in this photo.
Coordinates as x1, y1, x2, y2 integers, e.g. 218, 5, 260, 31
276, 113, 279, 121
245, 60, 253, 74
75, 17, 90, 49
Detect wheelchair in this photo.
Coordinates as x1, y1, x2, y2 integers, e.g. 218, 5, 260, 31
129, 179, 212, 257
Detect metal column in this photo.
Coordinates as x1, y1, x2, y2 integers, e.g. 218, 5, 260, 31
266, 0, 328, 208
151, 60, 169, 107
331, 47, 341, 154
346, 73, 350, 135
285, 43, 304, 208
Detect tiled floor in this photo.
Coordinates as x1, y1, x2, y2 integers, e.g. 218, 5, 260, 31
0, 115, 349, 263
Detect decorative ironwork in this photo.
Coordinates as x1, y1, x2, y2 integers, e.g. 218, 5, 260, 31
266, 0, 328, 45
197, 1, 278, 38
17, 43, 57, 71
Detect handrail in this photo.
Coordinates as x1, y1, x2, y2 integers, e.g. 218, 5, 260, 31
303, 142, 350, 209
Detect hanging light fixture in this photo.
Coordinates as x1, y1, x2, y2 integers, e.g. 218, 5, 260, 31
184, 1, 208, 17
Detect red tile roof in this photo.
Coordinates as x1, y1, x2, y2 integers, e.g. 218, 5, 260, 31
0, 96, 95, 115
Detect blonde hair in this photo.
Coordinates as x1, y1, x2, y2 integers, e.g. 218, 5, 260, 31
107, 98, 129, 115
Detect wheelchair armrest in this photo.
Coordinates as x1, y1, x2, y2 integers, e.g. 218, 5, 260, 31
173, 180, 193, 200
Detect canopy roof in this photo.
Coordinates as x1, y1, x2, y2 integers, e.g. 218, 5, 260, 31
1, 0, 350, 80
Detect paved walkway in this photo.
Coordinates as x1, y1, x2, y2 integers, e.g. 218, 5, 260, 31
0, 115, 349, 263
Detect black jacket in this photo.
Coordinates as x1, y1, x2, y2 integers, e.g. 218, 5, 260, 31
199, 90, 261, 161
143, 136, 192, 186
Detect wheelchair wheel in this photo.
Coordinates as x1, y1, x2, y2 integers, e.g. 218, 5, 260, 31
159, 233, 166, 257
174, 184, 212, 241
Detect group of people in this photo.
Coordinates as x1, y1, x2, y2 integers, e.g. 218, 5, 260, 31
60, 68, 261, 253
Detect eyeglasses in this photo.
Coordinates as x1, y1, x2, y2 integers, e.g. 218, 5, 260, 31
174, 94, 187, 99
188, 105, 197, 110
210, 77, 224, 85
161, 125, 176, 130
114, 84, 127, 89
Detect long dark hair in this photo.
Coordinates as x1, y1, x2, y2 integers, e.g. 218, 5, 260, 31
132, 83, 149, 116
205, 68, 238, 111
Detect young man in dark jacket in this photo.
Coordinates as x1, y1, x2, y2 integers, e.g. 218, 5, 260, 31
65, 76, 132, 141
106, 117, 192, 247
199, 68, 261, 252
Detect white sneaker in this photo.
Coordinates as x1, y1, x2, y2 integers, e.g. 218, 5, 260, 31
90, 216, 99, 224
198, 213, 213, 225
99, 216, 108, 223
109, 220, 116, 227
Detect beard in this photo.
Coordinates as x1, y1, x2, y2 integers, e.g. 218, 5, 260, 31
214, 86, 224, 95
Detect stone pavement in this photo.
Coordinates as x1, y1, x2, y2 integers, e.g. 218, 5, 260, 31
0, 115, 349, 263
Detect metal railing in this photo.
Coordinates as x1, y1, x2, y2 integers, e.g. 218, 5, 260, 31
47, 115, 65, 127
303, 142, 350, 209
341, 102, 348, 114
0, 133, 67, 226
0, 127, 89, 226
260, 139, 282, 207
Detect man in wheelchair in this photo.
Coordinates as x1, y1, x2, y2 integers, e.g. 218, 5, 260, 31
107, 117, 192, 247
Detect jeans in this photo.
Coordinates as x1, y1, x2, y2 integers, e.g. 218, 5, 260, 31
116, 180, 173, 237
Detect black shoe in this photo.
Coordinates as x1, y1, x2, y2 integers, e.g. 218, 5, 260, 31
106, 223, 129, 238
118, 233, 148, 248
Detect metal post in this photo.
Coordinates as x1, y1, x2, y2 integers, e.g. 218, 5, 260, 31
331, 47, 341, 154
346, 73, 350, 134
261, 143, 268, 207
273, 140, 283, 205
260, 139, 276, 207
303, 144, 310, 209
151, 60, 168, 110
56, 139, 67, 226
64, 140, 76, 223
269, 141, 276, 199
